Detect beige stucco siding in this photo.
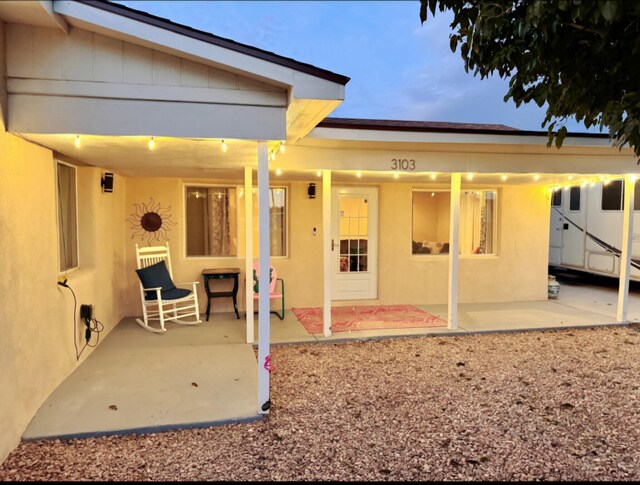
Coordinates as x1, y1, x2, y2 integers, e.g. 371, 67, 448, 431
0, 126, 127, 464
122, 177, 549, 319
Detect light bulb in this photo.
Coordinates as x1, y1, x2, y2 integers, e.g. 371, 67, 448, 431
501, 174, 508, 181
221, 140, 228, 153
316, 170, 322, 177
533, 174, 540, 181
275, 168, 282, 176
356, 171, 362, 178
148, 137, 156, 150
466, 173, 474, 181
393, 172, 399, 179
279, 142, 286, 154
568, 175, 573, 181
270, 152, 276, 161
74, 135, 81, 148
430, 173, 437, 180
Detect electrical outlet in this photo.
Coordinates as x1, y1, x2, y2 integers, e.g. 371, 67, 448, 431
80, 304, 93, 320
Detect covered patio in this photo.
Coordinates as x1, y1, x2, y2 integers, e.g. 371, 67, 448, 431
22, 271, 638, 441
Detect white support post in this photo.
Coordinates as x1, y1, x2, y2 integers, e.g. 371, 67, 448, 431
448, 173, 461, 330
617, 174, 635, 322
322, 170, 332, 337
257, 141, 271, 414
244, 166, 254, 344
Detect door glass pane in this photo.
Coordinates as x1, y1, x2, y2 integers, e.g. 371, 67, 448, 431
339, 195, 369, 273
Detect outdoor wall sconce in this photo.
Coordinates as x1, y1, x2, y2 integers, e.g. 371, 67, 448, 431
308, 183, 316, 199
101, 172, 114, 193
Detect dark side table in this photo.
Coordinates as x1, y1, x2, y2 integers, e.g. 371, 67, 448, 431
202, 268, 241, 321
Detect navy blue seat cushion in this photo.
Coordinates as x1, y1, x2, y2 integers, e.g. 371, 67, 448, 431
136, 261, 176, 294
145, 287, 192, 301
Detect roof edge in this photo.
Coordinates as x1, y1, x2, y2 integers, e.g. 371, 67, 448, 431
77, 0, 350, 85
318, 117, 610, 139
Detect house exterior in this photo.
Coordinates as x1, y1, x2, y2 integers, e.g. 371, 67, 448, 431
1, 0, 638, 464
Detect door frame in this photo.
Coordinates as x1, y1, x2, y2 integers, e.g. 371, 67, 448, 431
331, 185, 378, 300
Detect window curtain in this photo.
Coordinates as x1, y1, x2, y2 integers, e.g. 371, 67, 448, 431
460, 192, 481, 254
205, 188, 231, 256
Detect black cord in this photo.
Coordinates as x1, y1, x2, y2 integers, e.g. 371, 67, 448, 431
59, 282, 105, 360
59, 282, 81, 360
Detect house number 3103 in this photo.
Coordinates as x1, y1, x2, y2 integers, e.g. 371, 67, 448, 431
390, 159, 415, 171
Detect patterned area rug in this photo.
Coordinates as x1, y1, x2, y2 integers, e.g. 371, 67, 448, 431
291, 304, 446, 335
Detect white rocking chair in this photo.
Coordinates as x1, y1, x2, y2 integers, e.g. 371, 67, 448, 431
134, 242, 201, 333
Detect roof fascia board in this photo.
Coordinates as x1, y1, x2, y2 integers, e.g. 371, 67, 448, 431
309, 126, 617, 149
39, 0, 69, 34
53, 0, 345, 101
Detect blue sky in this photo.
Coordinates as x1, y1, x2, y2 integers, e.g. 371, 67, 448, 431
118, 0, 596, 133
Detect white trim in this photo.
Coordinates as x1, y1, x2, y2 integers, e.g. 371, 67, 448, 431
309, 126, 616, 148
448, 173, 461, 330
55, 158, 79, 274
244, 167, 254, 344
322, 170, 332, 337
617, 175, 634, 322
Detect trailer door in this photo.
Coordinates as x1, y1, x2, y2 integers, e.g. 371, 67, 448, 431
561, 186, 586, 267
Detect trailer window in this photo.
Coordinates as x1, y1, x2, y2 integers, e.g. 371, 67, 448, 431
551, 190, 562, 207
569, 187, 581, 211
602, 180, 623, 211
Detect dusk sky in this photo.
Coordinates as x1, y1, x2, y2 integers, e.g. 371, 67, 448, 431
118, 0, 598, 134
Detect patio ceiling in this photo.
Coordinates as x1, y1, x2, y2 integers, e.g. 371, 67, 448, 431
19, 132, 635, 186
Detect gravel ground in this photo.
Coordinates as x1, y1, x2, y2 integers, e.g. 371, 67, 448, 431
2, 325, 640, 481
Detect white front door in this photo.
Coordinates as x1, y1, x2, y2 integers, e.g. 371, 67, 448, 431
331, 186, 378, 300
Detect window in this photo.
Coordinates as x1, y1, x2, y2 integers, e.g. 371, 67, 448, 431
56, 161, 78, 272
602, 180, 623, 211
569, 186, 581, 211
185, 185, 287, 257
551, 190, 562, 207
411, 190, 497, 256
186, 187, 238, 257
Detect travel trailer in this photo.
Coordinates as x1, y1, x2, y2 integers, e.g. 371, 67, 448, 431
549, 178, 640, 280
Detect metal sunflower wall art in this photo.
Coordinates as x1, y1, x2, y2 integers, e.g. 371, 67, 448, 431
127, 198, 176, 243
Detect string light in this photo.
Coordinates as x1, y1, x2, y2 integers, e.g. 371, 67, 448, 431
279, 141, 286, 154
466, 172, 474, 181
568, 175, 574, 181
316, 170, 322, 177
430, 173, 437, 180
533, 174, 540, 181
148, 137, 156, 150
270, 151, 276, 161
356, 171, 362, 178
74, 135, 81, 148
501, 174, 508, 181
221, 140, 228, 153
275, 168, 282, 176
393, 172, 399, 179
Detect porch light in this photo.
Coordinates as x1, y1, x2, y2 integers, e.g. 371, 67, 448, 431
501, 174, 508, 181
221, 140, 228, 153
148, 137, 156, 150
74, 135, 81, 148
356, 171, 362, 178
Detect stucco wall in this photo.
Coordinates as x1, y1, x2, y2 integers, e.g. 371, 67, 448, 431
0, 20, 7, 127
0, 129, 127, 463
123, 177, 549, 319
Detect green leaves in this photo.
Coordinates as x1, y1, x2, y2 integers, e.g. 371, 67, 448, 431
419, 0, 640, 158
